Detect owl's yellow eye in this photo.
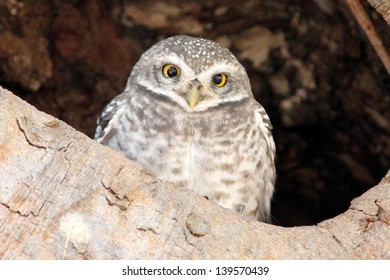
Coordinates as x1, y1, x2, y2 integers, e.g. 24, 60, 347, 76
212, 73, 228, 87
162, 64, 180, 78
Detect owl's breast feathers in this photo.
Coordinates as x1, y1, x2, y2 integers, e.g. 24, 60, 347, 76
95, 85, 275, 222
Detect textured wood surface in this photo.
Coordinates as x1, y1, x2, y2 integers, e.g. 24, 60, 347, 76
1, 86, 389, 259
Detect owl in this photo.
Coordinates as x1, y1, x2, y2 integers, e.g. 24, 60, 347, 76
95, 35, 276, 222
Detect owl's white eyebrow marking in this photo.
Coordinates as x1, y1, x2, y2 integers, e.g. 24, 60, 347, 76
199, 63, 239, 78
159, 53, 195, 78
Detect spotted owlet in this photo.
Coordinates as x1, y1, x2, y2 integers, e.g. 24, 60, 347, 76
95, 35, 276, 222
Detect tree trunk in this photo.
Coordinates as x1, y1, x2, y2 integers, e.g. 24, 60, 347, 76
0, 86, 389, 259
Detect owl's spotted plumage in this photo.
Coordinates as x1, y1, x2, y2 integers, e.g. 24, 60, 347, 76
95, 35, 275, 222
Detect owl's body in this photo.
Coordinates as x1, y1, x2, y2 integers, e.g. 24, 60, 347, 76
95, 35, 275, 221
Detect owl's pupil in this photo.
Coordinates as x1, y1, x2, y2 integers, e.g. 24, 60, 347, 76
213, 74, 223, 84
167, 67, 178, 77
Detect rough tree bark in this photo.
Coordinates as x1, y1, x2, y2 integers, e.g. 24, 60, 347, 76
0, 86, 389, 260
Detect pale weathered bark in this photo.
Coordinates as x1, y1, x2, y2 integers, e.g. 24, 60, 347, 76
0, 86, 389, 259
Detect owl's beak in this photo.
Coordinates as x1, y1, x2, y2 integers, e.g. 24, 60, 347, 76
186, 80, 202, 109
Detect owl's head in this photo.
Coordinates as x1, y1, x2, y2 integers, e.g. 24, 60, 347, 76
129, 35, 253, 112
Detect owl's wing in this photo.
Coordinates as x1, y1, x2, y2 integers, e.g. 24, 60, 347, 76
94, 91, 128, 141
254, 104, 275, 157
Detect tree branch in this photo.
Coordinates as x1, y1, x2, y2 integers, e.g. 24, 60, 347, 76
346, 0, 390, 75
0, 86, 389, 259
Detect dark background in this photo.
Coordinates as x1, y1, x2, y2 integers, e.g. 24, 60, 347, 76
1, 0, 389, 226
